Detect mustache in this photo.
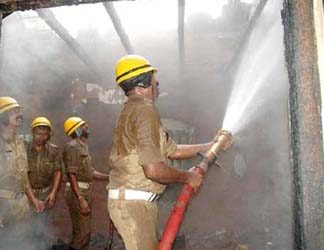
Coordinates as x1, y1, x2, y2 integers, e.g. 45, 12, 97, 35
81, 130, 89, 138
35, 141, 47, 145
16, 115, 23, 121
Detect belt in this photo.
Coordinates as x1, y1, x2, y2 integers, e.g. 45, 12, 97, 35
32, 186, 51, 194
66, 181, 92, 190
108, 189, 160, 202
0, 189, 25, 200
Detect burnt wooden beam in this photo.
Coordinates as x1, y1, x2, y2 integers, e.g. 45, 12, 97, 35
0, 12, 67, 83
282, 0, 324, 249
37, 8, 101, 82
0, 0, 133, 15
103, 2, 134, 54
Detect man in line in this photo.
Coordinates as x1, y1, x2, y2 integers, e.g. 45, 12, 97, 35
107, 55, 213, 250
63, 117, 109, 250
0, 96, 37, 248
26, 116, 63, 248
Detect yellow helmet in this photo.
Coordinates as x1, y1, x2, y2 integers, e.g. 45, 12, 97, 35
115, 55, 157, 85
64, 117, 86, 136
31, 117, 52, 130
0, 96, 21, 114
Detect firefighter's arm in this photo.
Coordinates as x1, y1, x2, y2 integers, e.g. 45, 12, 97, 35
168, 142, 213, 160
67, 173, 91, 215
143, 163, 202, 191
25, 168, 45, 212
45, 170, 62, 209
25, 182, 45, 213
67, 173, 82, 200
50, 149, 63, 197
92, 170, 109, 181
136, 105, 202, 190
51, 170, 62, 195
65, 146, 90, 215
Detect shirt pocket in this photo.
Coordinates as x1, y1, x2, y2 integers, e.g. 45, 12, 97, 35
5, 150, 15, 162
44, 160, 55, 176
80, 154, 91, 173
4, 150, 20, 174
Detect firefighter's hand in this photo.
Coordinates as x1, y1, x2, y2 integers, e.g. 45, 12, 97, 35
79, 197, 91, 216
34, 199, 46, 213
187, 167, 203, 192
45, 192, 57, 209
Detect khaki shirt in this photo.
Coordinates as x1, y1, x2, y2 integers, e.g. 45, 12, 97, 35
108, 96, 177, 194
63, 139, 94, 183
26, 141, 62, 189
0, 134, 29, 192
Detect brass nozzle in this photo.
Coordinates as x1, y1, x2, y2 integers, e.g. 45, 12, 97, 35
212, 129, 233, 151
202, 129, 233, 166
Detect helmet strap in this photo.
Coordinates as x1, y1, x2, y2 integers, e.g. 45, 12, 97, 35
0, 113, 9, 127
75, 127, 83, 137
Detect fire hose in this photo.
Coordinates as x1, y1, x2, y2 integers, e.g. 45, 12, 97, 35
159, 129, 233, 250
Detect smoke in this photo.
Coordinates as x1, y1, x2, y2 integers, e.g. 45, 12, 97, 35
0, 0, 295, 249
0, 212, 55, 250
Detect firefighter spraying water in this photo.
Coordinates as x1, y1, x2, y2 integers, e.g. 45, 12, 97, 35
107, 55, 215, 250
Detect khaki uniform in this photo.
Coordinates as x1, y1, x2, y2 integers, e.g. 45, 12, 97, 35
108, 96, 177, 250
0, 134, 31, 249
63, 139, 94, 250
26, 141, 63, 248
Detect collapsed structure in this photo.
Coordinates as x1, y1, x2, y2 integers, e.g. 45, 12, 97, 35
0, 0, 323, 249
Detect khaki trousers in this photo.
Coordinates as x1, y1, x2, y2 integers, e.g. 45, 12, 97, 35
65, 187, 92, 250
107, 199, 159, 250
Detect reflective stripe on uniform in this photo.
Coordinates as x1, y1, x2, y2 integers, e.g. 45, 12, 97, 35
0, 189, 24, 199
108, 189, 160, 202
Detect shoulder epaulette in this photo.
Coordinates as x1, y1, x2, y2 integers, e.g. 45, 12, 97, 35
18, 134, 32, 143
48, 142, 59, 149
66, 139, 78, 148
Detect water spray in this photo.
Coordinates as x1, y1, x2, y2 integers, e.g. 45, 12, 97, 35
159, 129, 233, 250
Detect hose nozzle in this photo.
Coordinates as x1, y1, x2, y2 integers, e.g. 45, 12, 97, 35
213, 129, 233, 151
202, 129, 233, 166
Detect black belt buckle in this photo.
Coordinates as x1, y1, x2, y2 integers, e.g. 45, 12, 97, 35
150, 194, 160, 202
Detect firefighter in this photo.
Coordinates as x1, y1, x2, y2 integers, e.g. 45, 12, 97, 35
107, 55, 213, 250
0, 96, 37, 248
63, 117, 109, 250
26, 116, 63, 248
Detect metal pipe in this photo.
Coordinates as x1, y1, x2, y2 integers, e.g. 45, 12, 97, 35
159, 129, 232, 250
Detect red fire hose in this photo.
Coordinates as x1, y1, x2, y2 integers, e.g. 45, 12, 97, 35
159, 130, 232, 250
158, 166, 205, 250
